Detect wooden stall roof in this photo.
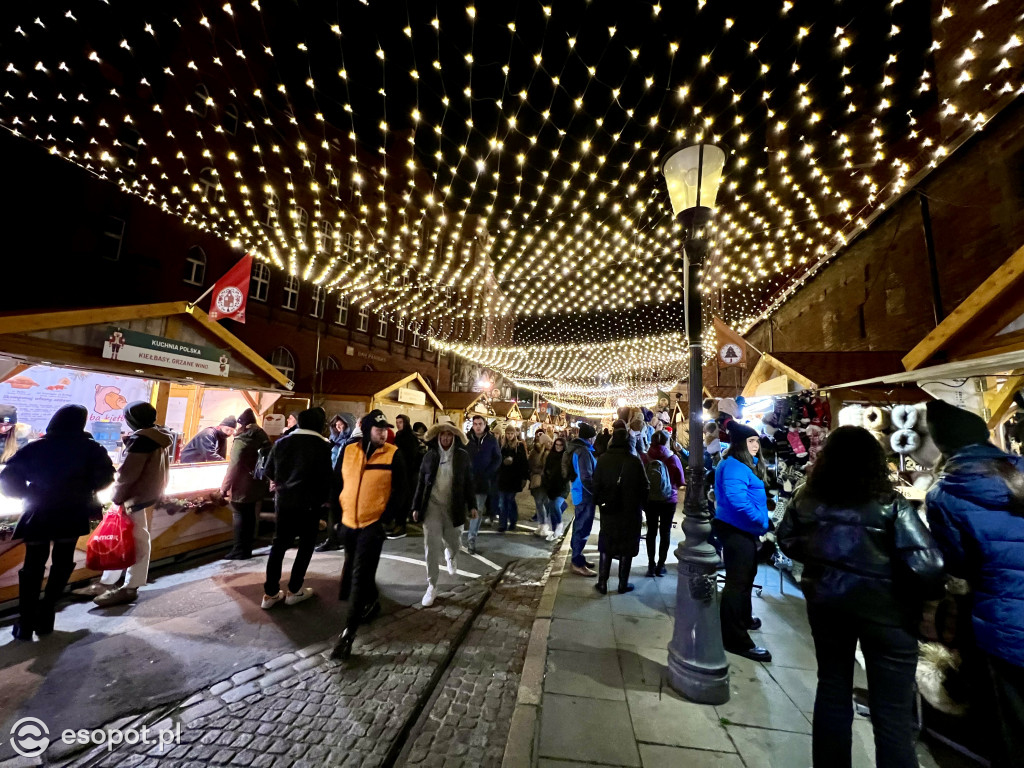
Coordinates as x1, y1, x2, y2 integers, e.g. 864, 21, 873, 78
904, 242, 1024, 371
436, 391, 486, 412
519, 406, 536, 420
0, 301, 291, 390
320, 370, 445, 410
491, 401, 523, 419
742, 351, 907, 397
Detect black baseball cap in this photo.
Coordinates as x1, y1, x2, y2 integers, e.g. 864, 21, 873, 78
362, 408, 394, 431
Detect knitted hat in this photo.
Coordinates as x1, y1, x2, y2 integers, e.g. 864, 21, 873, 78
298, 407, 327, 433
578, 422, 597, 440
718, 398, 740, 418
124, 401, 157, 431
629, 417, 644, 431
238, 408, 257, 428
219, 415, 238, 429
727, 421, 759, 444
925, 400, 990, 455
47, 404, 88, 435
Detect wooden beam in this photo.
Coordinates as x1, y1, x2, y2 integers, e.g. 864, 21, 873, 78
904, 242, 1024, 371
760, 354, 817, 390
184, 305, 292, 389
0, 302, 188, 335
741, 357, 775, 398
0, 363, 30, 385
985, 373, 1024, 430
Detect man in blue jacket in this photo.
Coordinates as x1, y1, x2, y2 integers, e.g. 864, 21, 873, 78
465, 414, 501, 554
564, 423, 598, 576
924, 400, 1024, 765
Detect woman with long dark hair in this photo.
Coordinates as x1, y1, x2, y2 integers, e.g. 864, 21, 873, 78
779, 425, 944, 768
543, 437, 569, 541
712, 422, 771, 661
923, 400, 1024, 767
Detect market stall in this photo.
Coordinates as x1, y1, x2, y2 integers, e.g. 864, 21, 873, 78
0, 302, 291, 603
319, 370, 443, 428
436, 391, 489, 430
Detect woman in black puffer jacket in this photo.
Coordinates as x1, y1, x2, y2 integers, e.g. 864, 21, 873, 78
778, 426, 944, 768
592, 429, 649, 594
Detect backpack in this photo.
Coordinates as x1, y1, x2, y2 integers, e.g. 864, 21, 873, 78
251, 443, 272, 481
646, 459, 672, 502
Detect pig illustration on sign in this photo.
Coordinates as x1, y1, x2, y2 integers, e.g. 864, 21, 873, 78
94, 385, 127, 415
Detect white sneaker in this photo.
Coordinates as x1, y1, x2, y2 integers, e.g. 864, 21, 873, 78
261, 591, 285, 609
554, 523, 565, 537
444, 549, 457, 576
285, 587, 315, 605
421, 585, 436, 607
546, 531, 556, 542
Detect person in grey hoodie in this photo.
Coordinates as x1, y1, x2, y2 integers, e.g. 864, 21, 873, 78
92, 401, 172, 607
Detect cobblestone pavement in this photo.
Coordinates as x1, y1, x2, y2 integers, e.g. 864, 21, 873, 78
400, 559, 549, 768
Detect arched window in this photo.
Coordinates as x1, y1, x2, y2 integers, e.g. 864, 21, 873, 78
335, 294, 349, 325
197, 166, 218, 199
270, 347, 296, 381
319, 356, 340, 372
222, 104, 239, 135
251, 262, 270, 302
282, 275, 299, 311
184, 246, 206, 286
310, 285, 325, 318
191, 84, 210, 118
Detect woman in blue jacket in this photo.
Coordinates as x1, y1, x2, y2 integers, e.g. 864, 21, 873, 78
713, 422, 772, 662
924, 400, 1024, 767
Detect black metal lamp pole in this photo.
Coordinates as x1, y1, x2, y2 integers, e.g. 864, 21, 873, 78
662, 144, 730, 704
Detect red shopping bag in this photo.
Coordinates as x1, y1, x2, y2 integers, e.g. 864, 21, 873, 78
85, 506, 137, 571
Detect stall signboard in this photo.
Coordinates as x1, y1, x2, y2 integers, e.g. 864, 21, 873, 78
0, 365, 152, 436
397, 387, 427, 406
102, 327, 230, 377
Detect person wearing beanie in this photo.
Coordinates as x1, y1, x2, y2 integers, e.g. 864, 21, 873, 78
592, 428, 649, 594
221, 408, 271, 560
179, 415, 237, 463
564, 421, 599, 576
0, 403, 32, 464
282, 411, 300, 437
1, 405, 115, 638
331, 409, 408, 661
90, 401, 173, 608
712, 421, 772, 662
261, 408, 333, 612
925, 400, 1024, 765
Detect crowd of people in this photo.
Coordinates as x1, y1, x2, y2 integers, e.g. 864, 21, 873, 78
3, 394, 1023, 766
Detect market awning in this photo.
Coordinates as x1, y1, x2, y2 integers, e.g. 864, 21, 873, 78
491, 401, 523, 420
741, 351, 907, 398
0, 302, 291, 391
320, 370, 445, 411
436, 391, 487, 413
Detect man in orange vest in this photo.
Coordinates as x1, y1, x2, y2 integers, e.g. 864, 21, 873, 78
331, 409, 408, 661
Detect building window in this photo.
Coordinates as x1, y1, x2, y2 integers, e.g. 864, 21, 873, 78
294, 207, 308, 236
270, 347, 296, 381
342, 232, 354, 262
192, 84, 210, 118
184, 246, 206, 286
99, 216, 125, 261
282, 275, 299, 311
251, 262, 270, 302
377, 316, 388, 339
357, 306, 369, 333
335, 294, 349, 325
396, 322, 405, 344
411, 331, 421, 348
316, 221, 332, 253
264, 190, 279, 226
311, 285, 325, 318
222, 104, 239, 135
198, 166, 218, 199
320, 356, 340, 372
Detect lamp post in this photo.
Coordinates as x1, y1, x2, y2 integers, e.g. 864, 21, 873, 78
660, 142, 730, 705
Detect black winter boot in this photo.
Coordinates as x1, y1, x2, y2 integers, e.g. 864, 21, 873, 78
617, 557, 635, 594
14, 570, 42, 641
595, 553, 612, 594
331, 628, 356, 661
37, 557, 76, 635
646, 562, 657, 578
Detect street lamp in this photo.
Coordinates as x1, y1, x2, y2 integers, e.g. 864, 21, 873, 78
660, 142, 730, 705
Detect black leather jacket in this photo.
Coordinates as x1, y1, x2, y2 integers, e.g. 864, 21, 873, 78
778, 487, 944, 627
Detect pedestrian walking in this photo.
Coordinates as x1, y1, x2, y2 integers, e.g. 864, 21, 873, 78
565, 422, 598, 576
594, 428, 611, 457
923, 400, 1024, 768
179, 416, 236, 463
497, 425, 529, 532
1, 405, 115, 639
92, 401, 172, 607
641, 430, 685, 577
464, 414, 501, 554
779, 425, 944, 768
592, 428, 649, 594
261, 408, 333, 610
316, 413, 356, 553
712, 422, 771, 661
386, 413, 421, 540
221, 408, 271, 560
331, 410, 408, 661
529, 432, 552, 537
543, 436, 570, 541
410, 422, 478, 607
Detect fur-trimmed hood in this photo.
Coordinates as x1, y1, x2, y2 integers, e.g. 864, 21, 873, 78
426, 422, 468, 445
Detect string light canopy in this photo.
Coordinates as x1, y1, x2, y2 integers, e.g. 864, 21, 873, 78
1, 1, 1020, 402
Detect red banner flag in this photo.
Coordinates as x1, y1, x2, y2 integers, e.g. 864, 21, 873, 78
713, 315, 747, 367
208, 254, 252, 323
